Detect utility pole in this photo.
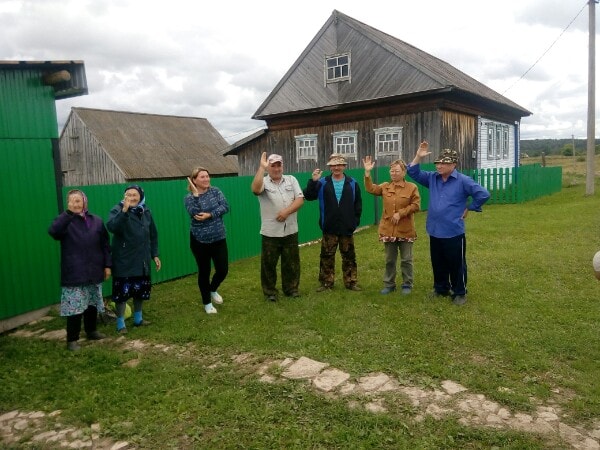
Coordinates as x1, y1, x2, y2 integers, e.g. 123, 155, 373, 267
573, 134, 576, 184
586, 0, 597, 195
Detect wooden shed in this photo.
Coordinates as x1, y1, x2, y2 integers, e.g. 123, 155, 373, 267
225, 10, 531, 175
59, 107, 239, 186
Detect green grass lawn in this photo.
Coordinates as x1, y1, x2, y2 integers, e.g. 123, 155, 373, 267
2, 179, 600, 449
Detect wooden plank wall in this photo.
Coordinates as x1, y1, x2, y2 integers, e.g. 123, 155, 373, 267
60, 112, 126, 186
233, 110, 485, 176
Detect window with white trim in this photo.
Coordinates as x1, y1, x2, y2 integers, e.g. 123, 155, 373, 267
374, 127, 402, 158
486, 123, 510, 160
325, 53, 351, 84
332, 131, 358, 159
295, 134, 318, 162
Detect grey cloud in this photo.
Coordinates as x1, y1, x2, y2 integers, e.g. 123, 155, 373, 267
516, 1, 591, 31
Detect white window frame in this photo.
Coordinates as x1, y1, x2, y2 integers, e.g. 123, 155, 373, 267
374, 127, 403, 159
295, 134, 318, 162
324, 52, 351, 86
486, 122, 510, 160
332, 131, 358, 159
502, 126, 509, 159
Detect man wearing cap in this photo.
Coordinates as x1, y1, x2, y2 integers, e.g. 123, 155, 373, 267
407, 141, 490, 305
304, 153, 362, 292
252, 152, 304, 301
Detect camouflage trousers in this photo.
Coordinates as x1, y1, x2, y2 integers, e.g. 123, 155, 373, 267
319, 233, 357, 288
261, 233, 300, 296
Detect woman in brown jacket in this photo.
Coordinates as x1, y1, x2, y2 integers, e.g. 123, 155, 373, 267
363, 157, 420, 295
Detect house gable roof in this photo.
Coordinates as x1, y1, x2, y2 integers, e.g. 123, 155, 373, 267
68, 108, 238, 179
253, 10, 530, 120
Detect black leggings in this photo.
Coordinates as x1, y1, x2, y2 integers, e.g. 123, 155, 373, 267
66, 305, 98, 342
190, 236, 229, 305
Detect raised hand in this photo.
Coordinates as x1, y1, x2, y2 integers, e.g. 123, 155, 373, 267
311, 167, 323, 181
259, 152, 269, 170
362, 155, 375, 172
416, 140, 431, 158
187, 177, 199, 196
122, 194, 131, 212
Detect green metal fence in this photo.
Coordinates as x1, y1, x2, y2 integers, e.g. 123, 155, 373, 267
464, 164, 563, 204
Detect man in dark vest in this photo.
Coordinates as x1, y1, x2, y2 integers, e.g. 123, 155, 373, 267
304, 153, 362, 292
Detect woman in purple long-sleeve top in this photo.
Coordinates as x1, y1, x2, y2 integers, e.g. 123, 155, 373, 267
48, 190, 112, 351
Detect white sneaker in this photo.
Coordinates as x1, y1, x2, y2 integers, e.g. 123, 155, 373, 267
210, 291, 223, 304
204, 304, 218, 314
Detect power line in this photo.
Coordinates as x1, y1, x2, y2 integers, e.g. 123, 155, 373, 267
224, 126, 266, 140
502, 2, 588, 95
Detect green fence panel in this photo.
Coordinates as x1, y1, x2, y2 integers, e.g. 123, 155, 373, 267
0, 139, 61, 319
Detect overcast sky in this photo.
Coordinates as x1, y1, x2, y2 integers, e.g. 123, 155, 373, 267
1, 0, 596, 143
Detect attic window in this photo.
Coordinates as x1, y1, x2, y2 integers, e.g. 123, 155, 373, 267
325, 53, 351, 84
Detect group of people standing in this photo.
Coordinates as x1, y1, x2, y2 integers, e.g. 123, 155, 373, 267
252, 141, 489, 305
49, 141, 489, 351
253, 151, 364, 300
49, 185, 160, 351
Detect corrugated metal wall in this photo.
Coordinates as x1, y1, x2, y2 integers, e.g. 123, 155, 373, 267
0, 139, 62, 318
0, 68, 62, 322
0, 69, 58, 138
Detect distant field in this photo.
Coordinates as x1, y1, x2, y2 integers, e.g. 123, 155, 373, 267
521, 153, 600, 180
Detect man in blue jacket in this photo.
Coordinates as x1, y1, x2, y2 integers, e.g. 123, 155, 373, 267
304, 154, 362, 292
407, 141, 490, 305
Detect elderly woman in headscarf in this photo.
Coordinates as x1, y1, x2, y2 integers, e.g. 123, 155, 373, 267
48, 189, 112, 351
107, 185, 161, 334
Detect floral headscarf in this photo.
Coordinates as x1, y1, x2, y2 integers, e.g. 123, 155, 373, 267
67, 189, 90, 227
67, 189, 88, 217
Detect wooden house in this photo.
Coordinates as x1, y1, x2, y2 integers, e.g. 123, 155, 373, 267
225, 10, 531, 175
59, 107, 238, 186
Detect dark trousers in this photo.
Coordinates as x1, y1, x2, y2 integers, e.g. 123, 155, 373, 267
429, 234, 467, 296
319, 233, 357, 288
190, 236, 229, 305
261, 233, 300, 296
66, 305, 98, 342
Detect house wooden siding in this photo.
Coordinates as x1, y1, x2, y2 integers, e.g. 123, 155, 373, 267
478, 117, 517, 170
233, 109, 484, 175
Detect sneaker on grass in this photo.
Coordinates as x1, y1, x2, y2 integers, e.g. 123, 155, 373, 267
204, 303, 218, 314
210, 291, 223, 304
